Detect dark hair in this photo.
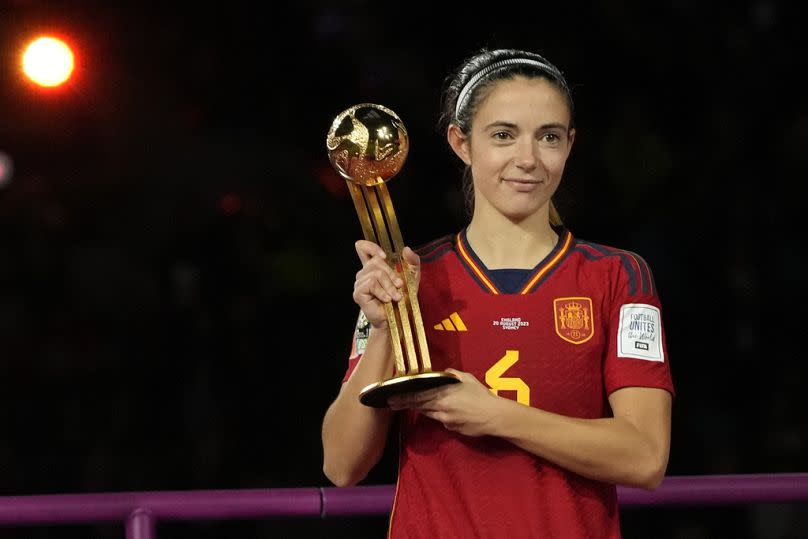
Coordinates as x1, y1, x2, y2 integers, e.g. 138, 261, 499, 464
438, 48, 575, 223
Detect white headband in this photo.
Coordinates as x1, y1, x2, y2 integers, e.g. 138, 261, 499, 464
454, 58, 558, 120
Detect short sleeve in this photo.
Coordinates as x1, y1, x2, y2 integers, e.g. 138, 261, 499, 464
603, 251, 675, 397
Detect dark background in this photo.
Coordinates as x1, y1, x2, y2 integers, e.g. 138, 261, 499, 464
0, 1, 806, 538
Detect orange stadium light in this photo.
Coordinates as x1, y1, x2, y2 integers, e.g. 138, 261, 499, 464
21, 36, 75, 88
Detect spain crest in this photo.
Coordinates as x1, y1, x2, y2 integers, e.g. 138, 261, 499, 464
554, 297, 594, 344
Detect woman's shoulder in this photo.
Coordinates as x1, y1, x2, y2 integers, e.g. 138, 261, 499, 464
570, 235, 658, 297
413, 233, 456, 260
571, 235, 651, 266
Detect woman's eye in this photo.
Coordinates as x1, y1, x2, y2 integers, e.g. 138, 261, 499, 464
493, 131, 512, 140
542, 133, 559, 143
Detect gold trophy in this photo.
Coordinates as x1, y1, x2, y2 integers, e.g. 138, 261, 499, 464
326, 103, 460, 408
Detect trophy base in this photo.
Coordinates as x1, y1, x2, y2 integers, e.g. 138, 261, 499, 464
359, 371, 462, 408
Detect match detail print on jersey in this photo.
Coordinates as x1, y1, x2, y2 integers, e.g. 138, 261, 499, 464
617, 303, 664, 361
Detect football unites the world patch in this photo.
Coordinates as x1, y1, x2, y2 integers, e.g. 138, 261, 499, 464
617, 303, 664, 361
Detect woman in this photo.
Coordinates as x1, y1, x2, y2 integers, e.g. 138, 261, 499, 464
322, 47, 674, 539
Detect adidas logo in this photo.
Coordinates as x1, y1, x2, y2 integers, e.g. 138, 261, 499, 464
434, 312, 467, 332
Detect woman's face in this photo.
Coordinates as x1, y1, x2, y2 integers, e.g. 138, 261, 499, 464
452, 76, 575, 223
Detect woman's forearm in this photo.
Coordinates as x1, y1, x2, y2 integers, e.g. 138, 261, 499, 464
488, 393, 671, 489
321, 328, 395, 486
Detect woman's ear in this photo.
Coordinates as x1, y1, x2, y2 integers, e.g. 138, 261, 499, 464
447, 124, 471, 165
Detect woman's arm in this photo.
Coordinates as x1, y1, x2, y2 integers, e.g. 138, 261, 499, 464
494, 385, 671, 489
322, 327, 395, 487
322, 240, 421, 486
388, 371, 672, 490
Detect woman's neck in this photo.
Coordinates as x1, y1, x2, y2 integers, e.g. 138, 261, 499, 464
466, 212, 559, 270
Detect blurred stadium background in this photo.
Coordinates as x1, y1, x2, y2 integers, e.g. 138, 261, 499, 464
0, 1, 805, 537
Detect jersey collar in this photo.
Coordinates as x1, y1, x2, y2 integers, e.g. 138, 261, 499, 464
455, 227, 574, 294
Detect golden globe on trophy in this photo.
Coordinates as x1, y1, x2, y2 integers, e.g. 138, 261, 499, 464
326, 103, 460, 408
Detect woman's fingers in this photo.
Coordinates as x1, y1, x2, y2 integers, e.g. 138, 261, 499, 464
354, 241, 403, 298
355, 240, 386, 265
354, 272, 401, 303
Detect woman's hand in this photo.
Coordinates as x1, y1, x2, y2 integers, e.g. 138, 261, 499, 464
387, 369, 500, 437
353, 240, 420, 329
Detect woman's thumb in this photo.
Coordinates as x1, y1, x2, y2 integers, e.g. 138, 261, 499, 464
401, 246, 421, 277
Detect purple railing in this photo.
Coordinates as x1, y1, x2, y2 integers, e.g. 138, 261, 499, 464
1, 474, 807, 539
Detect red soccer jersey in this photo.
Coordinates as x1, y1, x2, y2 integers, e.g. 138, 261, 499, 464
343, 228, 675, 539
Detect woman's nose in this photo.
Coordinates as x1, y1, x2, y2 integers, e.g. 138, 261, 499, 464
515, 141, 538, 169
